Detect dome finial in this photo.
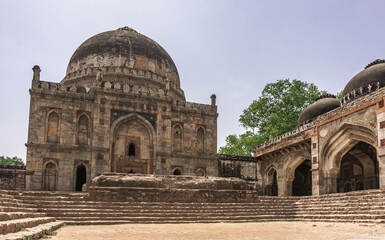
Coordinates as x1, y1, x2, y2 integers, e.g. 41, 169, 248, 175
365, 59, 385, 69
117, 26, 137, 33
315, 92, 336, 101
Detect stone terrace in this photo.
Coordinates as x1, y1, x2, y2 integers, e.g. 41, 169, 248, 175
0, 190, 62, 240
0, 189, 384, 238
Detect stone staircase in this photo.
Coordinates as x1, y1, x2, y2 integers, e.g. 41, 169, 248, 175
12, 191, 298, 225
295, 189, 385, 224
1, 189, 384, 232
0, 190, 62, 240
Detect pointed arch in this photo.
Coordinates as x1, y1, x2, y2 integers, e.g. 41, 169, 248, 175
77, 114, 90, 145
46, 110, 60, 143
283, 150, 311, 182
110, 113, 156, 174
320, 123, 377, 171
75, 163, 87, 191
43, 161, 57, 191
196, 127, 205, 154
172, 124, 183, 152
265, 165, 278, 196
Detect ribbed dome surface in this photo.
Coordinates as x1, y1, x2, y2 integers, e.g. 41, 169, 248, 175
343, 60, 385, 97
298, 94, 340, 125
63, 27, 180, 88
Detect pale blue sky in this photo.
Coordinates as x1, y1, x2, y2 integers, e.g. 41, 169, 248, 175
1, 0, 385, 161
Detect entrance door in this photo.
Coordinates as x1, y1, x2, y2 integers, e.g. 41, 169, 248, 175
75, 165, 87, 191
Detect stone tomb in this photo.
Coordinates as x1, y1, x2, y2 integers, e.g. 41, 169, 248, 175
88, 173, 258, 202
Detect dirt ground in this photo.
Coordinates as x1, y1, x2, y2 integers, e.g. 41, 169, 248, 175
50, 221, 385, 240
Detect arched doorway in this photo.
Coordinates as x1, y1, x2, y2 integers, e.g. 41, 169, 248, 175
265, 168, 278, 196
173, 168, 182, 175
43, 162, 57, 191
75, 165, 87, 192
292, 160, 312, 196
337, 141, 379, 192
111, 114, 155, 174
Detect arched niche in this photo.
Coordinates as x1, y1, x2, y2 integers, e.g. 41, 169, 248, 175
320, 123, 378, 193
172, 124, 183, 152
47, 111, 60, 143
77, 114, 90, 145
265, 166, 278, 196
43, 161, 57, 191
196, 127, 205, 154
110, 113, 156, 174
337, 141, 379, 192
291, 160, 312, 196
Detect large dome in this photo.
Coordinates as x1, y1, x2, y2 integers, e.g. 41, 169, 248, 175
298, 93, 340, 125
62, 27, 181, 90
343, 59, 385, 98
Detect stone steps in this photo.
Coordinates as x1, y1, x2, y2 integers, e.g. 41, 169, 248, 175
0, 192, 61, 237
0, 206, 39, 213
1, 221, 63, 240
0, 217, 56, 235
32, 203, 295, 210
3, 189, 385, 225
57, 214, 294, 222
39, 207, 296, 214
48, 211, 295, 218
0, 212, 47, 221
0, 202, 37, 209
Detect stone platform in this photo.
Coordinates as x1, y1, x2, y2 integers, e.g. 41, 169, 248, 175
89, 173, 259, 202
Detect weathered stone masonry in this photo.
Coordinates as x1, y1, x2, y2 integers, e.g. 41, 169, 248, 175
254, 60, 385, 196
26, 27, 218, 191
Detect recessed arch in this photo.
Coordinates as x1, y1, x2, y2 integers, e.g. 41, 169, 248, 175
43, 161, 57, 191
196, 127, 205, 154
195, 167, 206, 177
76, 86, 87, 93
320, 123, 377, 171
46, 110, 60, 143
77, 114, 90, 145
265, 165, 278, 196
172, 167, 182, 175
75, 164, 87, 191
320, 123, 378, 193
172, 124, 183, 152
292, 160, 312, 196
110, 113, 156, 174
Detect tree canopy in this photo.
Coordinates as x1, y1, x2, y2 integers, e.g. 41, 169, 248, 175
219, 79, 321, 156
0, 156, 24, 166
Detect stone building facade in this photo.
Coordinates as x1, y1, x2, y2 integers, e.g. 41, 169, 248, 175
26, 27, 218, 191
255, 60, 385, 196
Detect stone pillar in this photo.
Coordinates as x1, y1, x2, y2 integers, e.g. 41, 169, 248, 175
376, 99, 385, 190
210, 94, 216, 106
31, 65, 40, 89
311, 130, 320, 195
325, 169, 339, 193
278, 179, 292, 196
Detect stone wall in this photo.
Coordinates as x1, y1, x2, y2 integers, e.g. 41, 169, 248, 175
26, 70, 218, 191
0, 165, 28, 190
254, 87, 385, 196
89, 173, 259, 202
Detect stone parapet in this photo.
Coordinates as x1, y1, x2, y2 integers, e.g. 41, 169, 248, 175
255, 87, 385, 154
91, 173, 252, 190
172, 101, 217, 116
88, 186, 259, 202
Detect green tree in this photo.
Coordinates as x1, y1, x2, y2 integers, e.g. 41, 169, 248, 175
0, 156, 24, 166
220, 79, 321, 156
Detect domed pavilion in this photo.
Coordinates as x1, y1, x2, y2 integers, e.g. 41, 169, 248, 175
26, 27, 219, 191
255, 59, 385, 196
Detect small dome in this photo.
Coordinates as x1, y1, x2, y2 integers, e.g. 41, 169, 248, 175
343, 59, 385, 99
62, 27, 181, 91
298, 93, 340, 125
